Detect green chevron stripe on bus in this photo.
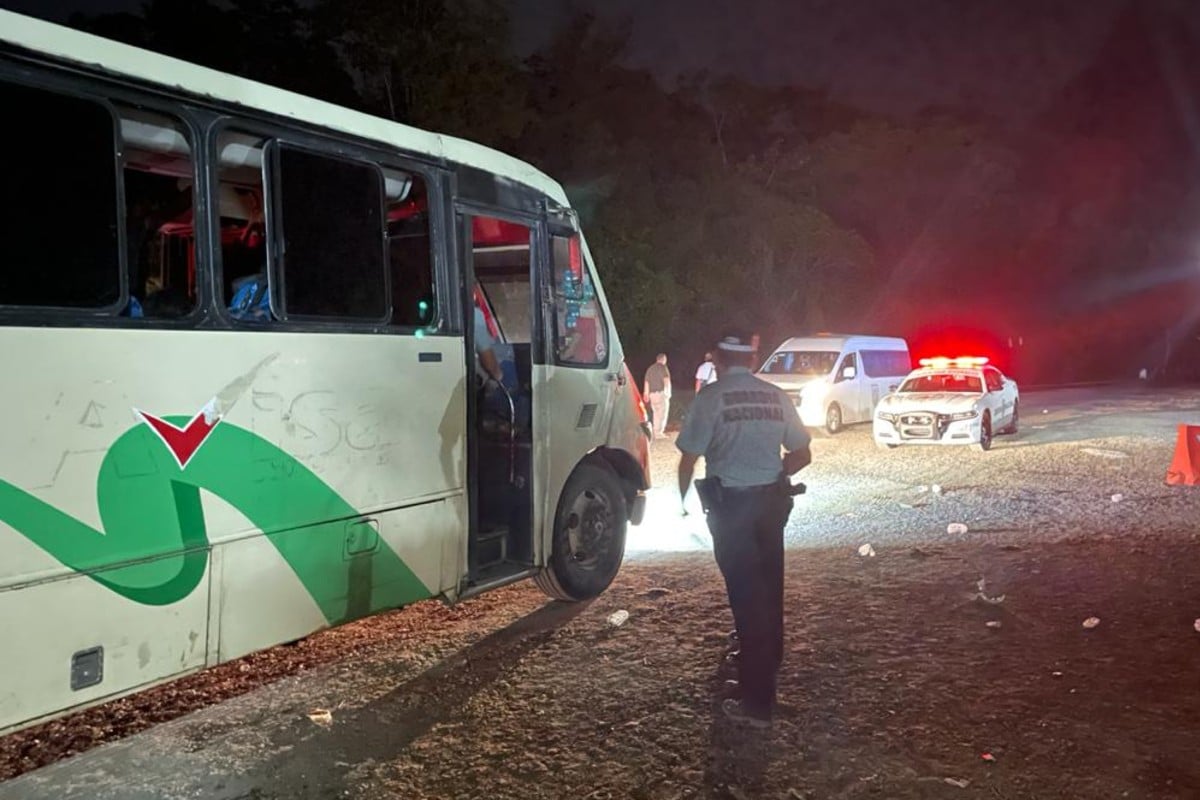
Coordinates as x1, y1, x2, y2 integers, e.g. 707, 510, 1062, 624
0, 417, 430, 621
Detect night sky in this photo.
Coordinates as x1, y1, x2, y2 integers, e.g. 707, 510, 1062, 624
531, 0, 1130, 120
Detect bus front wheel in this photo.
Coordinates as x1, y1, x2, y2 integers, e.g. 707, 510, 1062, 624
535, 463, 628, 601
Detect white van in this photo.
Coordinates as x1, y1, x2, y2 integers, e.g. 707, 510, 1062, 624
757, 334, 911, 433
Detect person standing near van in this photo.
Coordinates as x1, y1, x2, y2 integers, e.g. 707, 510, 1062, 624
643, 353, 672, 438
694, 351, 718, 392
676, 333, 811, 728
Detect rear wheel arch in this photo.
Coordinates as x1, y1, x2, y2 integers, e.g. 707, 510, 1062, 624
1001, 398, 1020, 434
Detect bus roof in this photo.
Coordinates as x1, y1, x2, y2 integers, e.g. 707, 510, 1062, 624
0, 9, 568, 206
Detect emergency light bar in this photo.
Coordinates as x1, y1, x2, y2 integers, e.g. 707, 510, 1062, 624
919, 356, 990, 369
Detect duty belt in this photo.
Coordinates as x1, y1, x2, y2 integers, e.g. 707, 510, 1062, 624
722, 482, 781, 493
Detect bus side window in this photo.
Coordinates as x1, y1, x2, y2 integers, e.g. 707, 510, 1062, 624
551, 234, 607, 366
0, 80, 121, 309
385, 170, 436, 329
118, 106, 196, 319
272, 145, 387, 321
217, 131, 273, 322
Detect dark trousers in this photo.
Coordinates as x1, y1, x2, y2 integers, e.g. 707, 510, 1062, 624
707, 486, 792, 717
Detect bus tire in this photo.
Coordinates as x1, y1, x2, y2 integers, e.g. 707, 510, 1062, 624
535, 463, 628, 601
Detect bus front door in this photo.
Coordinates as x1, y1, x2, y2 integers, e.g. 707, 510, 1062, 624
460, 212, 538, 589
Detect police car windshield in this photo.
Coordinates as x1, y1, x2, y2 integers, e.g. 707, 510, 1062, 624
760, 351, 839, 376
900, 372, 983, 393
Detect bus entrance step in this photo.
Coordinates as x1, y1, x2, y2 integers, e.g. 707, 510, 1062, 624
473, 527, 508, 568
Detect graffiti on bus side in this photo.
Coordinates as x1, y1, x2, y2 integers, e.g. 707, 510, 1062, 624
0, 369, 431, 621
250, 390, 400, 458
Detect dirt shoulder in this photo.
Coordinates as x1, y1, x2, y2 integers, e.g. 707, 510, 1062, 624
5, 536, 1200, 799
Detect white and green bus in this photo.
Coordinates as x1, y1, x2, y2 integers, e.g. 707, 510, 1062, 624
0, 10, 650, 735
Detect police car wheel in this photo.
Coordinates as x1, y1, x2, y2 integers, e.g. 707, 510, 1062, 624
825, 403, 843, 435
535, 462, 628, 601
977, 412, 993, 452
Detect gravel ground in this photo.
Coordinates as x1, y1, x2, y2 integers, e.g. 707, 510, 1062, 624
633, 385, 1200, 552
6, 542, 1200, 800
3, 385, 1200, 799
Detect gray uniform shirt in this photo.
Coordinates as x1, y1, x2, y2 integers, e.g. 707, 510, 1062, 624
676, 366, 811, 487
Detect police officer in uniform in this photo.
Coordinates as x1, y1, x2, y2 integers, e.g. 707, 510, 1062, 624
676, 333, 812, 727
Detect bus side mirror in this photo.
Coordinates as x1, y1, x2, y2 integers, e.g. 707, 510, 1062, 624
842, 366, 857, 380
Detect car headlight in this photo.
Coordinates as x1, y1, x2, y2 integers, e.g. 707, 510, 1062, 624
945, 410, 979, 422
877, 411, 897, 422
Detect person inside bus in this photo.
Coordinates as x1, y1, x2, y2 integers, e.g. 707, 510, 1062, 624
474, 304, 503, 384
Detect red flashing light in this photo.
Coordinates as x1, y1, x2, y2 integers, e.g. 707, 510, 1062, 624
919, 356, 990, 369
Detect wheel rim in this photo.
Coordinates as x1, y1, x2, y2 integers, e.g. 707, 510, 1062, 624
827, 405, 841, 431
564, 487, 614, 570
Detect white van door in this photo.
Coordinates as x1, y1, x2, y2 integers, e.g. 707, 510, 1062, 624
832, 351, 869, 423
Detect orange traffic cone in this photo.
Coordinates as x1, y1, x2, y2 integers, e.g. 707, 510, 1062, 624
1165, 424, 1200, 486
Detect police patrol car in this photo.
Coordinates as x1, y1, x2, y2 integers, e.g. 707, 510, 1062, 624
873, 357, 1019, 451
